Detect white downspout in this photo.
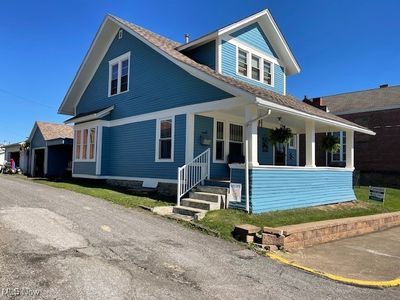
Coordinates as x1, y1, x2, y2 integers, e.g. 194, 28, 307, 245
245, 140, 250, 213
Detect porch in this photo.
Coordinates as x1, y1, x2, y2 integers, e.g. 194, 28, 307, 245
179, 101, 373, 214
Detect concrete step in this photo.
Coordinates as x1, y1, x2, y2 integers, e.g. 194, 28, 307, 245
189, 191, 222, 203
181, 198, 220, 211
196, 185, 228, 195
172, 206, 206, 217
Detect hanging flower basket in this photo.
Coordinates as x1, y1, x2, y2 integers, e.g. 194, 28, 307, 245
269, 126, 293, 145
321, 134, 340, 153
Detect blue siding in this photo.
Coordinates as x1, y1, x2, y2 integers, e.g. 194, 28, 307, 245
229, 167, 247, 210
76, 30, 231, 119
184, 41, 216, 70
221, 40, 285, 95
100, 114, 186, 180
230, 23, 278, 58
251, 169, 355, 213
30, 129, 46, 148
74, 162, 96, 175
193, 115, 229, 179
258, 127, 273, 165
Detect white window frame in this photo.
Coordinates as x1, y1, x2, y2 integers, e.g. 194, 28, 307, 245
155, 117, 175, 162
213, 119, 228, 163
331, 131, 346, 162
74, 126, 97, 162
108, 52, 131, 97
236, 45, 275, 87
288, 136, 297, 149
228, 122, 244, 156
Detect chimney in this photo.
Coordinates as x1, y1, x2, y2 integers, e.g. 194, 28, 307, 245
184, 33, 190, 44
303, 96, 328, 112
312, 97, 325, 106
380, 84, 389, 88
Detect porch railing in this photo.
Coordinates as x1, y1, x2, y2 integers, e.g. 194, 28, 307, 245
177, 148, 210, 206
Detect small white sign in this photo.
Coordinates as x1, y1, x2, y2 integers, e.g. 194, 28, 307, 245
228, 183, 242, 203
368, 186, 386, 202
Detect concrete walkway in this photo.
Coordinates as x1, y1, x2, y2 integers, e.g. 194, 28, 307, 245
278, 226, 400, 281
0, 175, 399, 299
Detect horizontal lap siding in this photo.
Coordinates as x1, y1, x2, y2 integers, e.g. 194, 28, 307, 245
184, 41, 216, 70
251, 169, 355, 213
76, 30, 231, 120
229, 168, 246, 210
101, 114, 185, 180
74, 162, 96, 175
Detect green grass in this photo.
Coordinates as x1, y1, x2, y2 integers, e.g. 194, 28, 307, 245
198, 186, 400, 240
25, 177, 174, 209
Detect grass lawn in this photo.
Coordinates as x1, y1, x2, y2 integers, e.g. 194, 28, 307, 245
198, 186, 400, 240
24, 177, 174, 209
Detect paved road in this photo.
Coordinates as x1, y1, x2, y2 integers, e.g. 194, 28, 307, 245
0, 176, 398, 299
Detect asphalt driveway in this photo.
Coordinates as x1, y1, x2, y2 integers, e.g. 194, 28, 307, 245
0, 176, 398, 299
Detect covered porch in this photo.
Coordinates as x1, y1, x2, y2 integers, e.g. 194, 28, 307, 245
185, 100, 374, 213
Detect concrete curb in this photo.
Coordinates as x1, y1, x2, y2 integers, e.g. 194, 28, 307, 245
266, 252, 400, 288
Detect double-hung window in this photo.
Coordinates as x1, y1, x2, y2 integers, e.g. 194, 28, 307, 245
251, 55, 261, 81
288, 135, 297, 149
238, 49, 248, 76
74, 127, 97, 161
156, 118, 174, 161
331, 131, 346, 162
108, 52, 130, 96
215, 121, 225, 161
263, 60, 272, 85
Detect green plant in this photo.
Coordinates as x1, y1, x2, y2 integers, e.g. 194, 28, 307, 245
269, 126, 293, 144
321, 134, 341, 153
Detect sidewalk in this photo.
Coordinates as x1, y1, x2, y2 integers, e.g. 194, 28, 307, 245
274, 226, 400, 282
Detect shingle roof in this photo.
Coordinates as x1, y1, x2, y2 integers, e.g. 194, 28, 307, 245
111, 15, 370, 132
36, 122, 74, 141
318, 85, 400, 115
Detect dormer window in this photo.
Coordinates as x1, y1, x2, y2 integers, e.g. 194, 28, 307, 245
108, 52, 131, 97
237, 47, 274, 87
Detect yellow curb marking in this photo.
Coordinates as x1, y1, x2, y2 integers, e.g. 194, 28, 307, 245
266, 252, 400, 287
101, 225, 111, 232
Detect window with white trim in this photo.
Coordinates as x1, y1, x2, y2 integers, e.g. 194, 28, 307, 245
238, 49, 248, 76
215, 121, 225, 161
229, 124, 244, 157
331, 131, 346, 162
74, 127, 97, 161
156, 118, 174, 161
237, 47, 274, 86
108, 52, 130, 96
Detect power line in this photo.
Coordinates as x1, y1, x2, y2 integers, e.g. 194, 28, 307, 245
0, 88, 57, 110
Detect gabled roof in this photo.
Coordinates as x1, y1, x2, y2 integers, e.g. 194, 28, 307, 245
177, 9, 300, 75
28, 122, 74, 142
64, 105, 114, 124
318, 85, 400, 115
58, 13, 374, 135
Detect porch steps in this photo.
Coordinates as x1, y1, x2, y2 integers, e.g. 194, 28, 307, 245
172, 185, 229, 221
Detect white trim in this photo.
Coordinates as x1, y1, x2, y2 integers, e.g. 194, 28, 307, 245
216, 37, 222, 73
185, 113, 195, 163
155, 117, 175, 162
213, 119, 228, 163
296, 134, 299, 166
95, 126, 103, 175
229, 163, 354, 172
228, 37, 279, 65
256, 98, 376, 136
331, 131, 346, 162
288, 135, 296, 149
72, 174, 177, 184
74, 126, 97, 162
108, 51, 131, 97
65, 106, 114, 124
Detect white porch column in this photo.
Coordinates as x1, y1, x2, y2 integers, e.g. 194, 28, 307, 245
245, 106, 259, 167
346, 130, 354, 169
185, 113, 195, 163
305, 120, 316, 167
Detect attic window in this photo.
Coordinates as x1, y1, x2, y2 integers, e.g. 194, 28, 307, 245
108, 52, 131, 97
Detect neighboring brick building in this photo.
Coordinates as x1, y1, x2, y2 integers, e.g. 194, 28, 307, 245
300, 84, 400, 187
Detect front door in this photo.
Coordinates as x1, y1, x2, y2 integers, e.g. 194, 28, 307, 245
274, 143, 286, 166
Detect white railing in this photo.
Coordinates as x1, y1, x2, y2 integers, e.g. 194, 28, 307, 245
177, 148, 210, 206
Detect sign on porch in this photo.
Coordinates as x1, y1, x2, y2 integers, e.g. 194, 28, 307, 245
368, 186, 386, 202
228, 183, 242, 203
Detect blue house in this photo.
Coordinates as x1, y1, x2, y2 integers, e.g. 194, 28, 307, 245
58, 9, 374, 214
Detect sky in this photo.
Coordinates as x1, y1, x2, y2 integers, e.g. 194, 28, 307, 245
0, 0, 399, 143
